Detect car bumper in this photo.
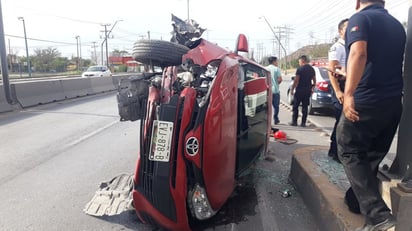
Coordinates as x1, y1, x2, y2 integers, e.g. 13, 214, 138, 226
311, 91, 334, 110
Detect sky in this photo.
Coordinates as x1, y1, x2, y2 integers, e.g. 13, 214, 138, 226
1, 0, 410, 63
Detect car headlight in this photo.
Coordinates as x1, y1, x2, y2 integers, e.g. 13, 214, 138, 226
188, 184, 217, 220
197, 60, 220, 107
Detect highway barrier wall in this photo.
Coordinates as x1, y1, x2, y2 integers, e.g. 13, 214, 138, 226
61, 78, 94, 98
0, 75, 133, 110
0, 85, 14, 113
13, 79, 66, 108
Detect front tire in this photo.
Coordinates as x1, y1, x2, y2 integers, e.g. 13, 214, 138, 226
287, 90, 294, 105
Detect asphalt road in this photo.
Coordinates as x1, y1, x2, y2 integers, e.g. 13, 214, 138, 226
0, 92, 319, 231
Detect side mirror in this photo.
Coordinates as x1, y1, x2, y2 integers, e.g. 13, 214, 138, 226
235, 34, 249, 54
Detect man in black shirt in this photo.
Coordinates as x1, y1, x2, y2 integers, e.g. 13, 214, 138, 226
337, 0, 406, 230
289, 55, 316, 127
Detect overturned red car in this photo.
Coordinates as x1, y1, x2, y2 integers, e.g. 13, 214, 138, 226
86, 16, 272, 231
128, 34, 272, 230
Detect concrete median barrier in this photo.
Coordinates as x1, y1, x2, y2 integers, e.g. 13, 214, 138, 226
61, 78, 93, 99
90, 77, 116, 94
13, 80, 66, 108
1, 75, 133, 112
112, 76, 122, 89
0, 85, 14, 112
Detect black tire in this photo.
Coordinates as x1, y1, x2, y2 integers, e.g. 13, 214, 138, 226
308, 99, 315, 115
287, 89, 294, 105
132, 40, 190, 68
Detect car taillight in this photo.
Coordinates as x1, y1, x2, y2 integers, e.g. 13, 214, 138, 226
316, 81, 329, 92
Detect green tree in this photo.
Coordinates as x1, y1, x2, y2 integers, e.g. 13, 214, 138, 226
51, 57, 69, 72
32, 47, 61, 72
111, 49, 130, 56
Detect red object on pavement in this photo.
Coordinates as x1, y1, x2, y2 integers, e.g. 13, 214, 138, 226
274, 130, 287, 140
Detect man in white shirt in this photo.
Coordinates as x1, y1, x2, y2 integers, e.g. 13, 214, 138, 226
327, 18, 348, 162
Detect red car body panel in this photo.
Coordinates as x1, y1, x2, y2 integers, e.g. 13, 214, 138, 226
183, 39, 229, 66
201, 58, 239, 209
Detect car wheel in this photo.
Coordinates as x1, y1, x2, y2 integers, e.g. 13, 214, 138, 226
308, 100, 315, 115
287, 89, 294, 105
132, 40, 190, 68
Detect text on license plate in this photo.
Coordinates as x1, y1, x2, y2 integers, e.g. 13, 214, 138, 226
149, 120, 173, 162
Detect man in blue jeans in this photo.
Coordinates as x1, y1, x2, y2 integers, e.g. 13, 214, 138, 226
266, 56, 282, 125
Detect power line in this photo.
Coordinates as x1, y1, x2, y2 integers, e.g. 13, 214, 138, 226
5, 34, 76, 45
9, 5, 103, 25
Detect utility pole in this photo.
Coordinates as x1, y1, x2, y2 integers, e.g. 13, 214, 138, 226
8, 38, 12, 72
91, 41, 97, 65
259, 16, 287, 64
100, 24, 110, 66
101, 20, 122, 67
274, 25, 293, 73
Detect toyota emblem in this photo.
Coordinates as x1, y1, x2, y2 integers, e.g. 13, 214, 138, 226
186, 137, 199, 156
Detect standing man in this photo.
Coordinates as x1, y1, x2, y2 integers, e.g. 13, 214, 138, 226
327, 18, 348, 162
337, 0, 406, 230
267, 56, 282, 125
289, 55, 316, 127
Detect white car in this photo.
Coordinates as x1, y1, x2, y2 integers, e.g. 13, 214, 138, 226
81, 66, 112, 77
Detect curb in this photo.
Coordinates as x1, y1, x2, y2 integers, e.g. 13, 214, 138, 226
289, 146, 363, 231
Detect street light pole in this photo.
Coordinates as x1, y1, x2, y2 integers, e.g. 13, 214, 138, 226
75, 35, 80, 72
18, 16, 31, 77
259, 16, 288, 72
76, 35, 82, 70
187, 0, 190, 21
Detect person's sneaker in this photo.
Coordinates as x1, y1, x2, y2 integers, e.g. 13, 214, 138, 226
355, 216, 397, 231
275, 120, 280, 125
301, 123, 306, 127
288, 121, 297, 126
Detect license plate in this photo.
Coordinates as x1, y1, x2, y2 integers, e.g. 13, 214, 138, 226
149, 120, 173, 162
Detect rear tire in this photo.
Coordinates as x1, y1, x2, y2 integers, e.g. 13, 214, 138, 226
132, 40, 190, 68
308, 100, 315, 115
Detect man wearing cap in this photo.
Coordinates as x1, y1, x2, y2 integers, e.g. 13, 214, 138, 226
337, 0, 406, 230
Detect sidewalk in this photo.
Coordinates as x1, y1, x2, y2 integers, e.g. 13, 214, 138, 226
272, 101, 364, 231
